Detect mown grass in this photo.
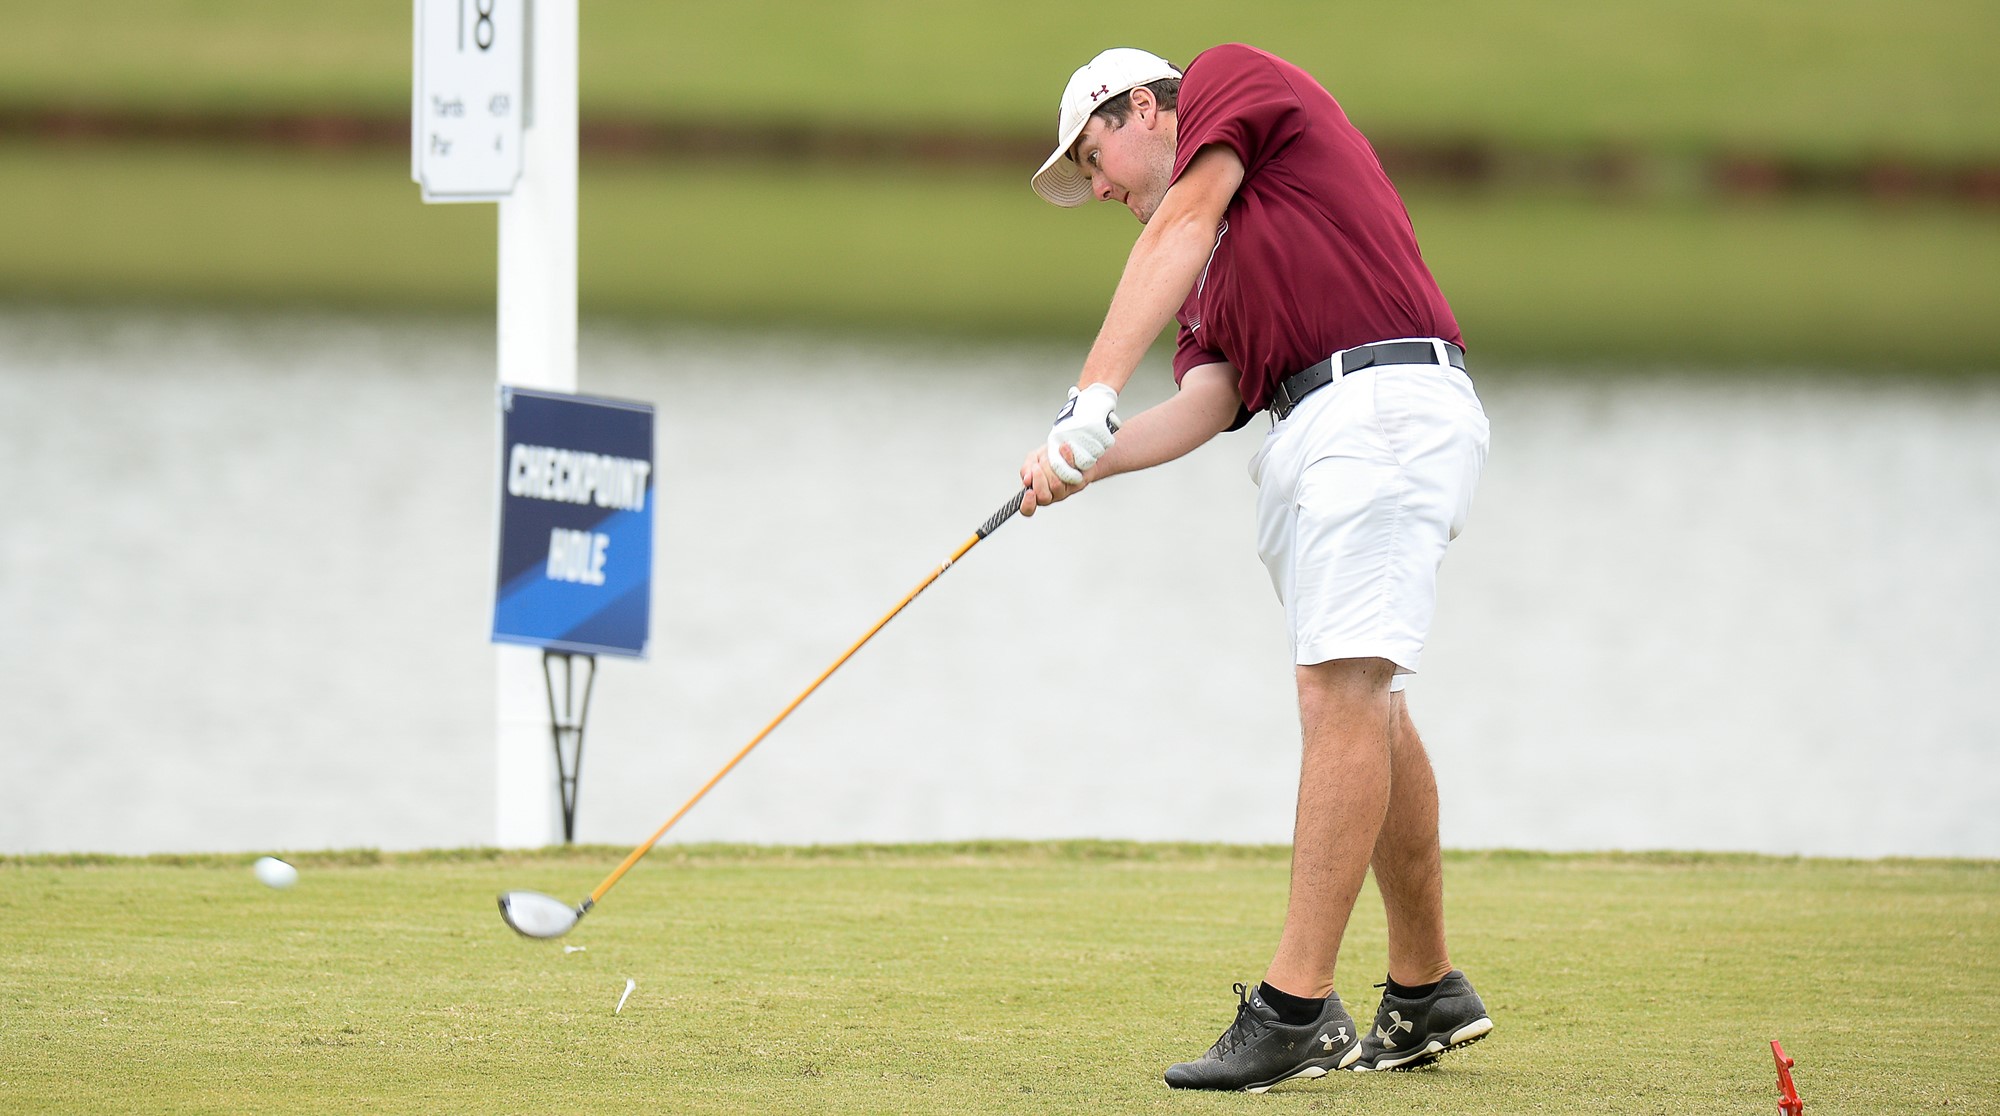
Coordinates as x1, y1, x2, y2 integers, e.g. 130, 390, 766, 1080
1, 844, 1994, 1114
4, 143, 1997, 369
5, 0, 1996, 161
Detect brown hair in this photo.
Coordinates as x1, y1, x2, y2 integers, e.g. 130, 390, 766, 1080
1092, 75, 1181, 128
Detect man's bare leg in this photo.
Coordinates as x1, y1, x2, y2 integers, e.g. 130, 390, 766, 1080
1349, 695, 1493, 1070
1372, 693, 1453, 986
1260, 656, 1396, 998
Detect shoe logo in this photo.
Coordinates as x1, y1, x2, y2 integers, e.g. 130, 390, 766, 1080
1378, 1011, 1414, 1049
1318, 1027, 1348, 1051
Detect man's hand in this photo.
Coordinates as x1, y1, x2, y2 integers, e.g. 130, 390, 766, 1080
1047, 383, 1122, 484
1017, 362, 1243, 519
1020, 443, 1087, 516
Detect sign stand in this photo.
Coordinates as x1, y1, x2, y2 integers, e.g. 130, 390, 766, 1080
491, 385, 654, 842
417, 0, 590, 848
542, 650, 596, 843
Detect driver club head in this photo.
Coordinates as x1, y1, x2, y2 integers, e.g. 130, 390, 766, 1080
498, 890, 584, 939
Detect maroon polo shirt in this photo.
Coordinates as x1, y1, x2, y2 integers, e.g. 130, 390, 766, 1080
1169, 44, 1461, 418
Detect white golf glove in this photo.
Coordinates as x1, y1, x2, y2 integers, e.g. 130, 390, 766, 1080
1046, 383, 1122, 485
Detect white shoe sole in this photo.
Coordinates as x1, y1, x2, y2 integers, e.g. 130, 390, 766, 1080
1241, 1042, 1362, 1093
1351, 1016, 1493, 1072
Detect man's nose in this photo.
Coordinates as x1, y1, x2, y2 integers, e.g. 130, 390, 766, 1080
1092, 172, 1114, 202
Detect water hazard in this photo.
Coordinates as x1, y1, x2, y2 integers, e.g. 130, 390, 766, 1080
3, 311, 1995, 858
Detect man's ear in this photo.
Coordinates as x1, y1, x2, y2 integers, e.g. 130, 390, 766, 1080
1130, 85, 1157, 126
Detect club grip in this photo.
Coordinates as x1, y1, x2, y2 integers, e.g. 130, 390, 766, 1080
977, 489, 1028, 539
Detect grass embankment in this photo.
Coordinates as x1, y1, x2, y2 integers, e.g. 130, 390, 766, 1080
4, 0, 1997, 367
6, 0, 1997, 161
5, 144, 1997, 369
2, 844, 1995, 1114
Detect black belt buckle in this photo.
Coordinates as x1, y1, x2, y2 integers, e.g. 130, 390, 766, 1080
1271, 360, 1332, 421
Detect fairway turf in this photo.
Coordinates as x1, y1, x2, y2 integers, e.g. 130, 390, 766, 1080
2, 844, 1994, 1113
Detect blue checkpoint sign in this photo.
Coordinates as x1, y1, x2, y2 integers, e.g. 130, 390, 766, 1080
492, 387, 654, 658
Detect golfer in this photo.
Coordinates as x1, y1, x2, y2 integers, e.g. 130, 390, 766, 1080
1018, 44, 1493, 1091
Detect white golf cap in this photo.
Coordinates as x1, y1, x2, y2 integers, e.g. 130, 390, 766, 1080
1030, 48, 1182, 207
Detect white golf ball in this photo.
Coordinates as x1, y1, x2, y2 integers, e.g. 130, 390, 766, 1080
253, 856, 298, 889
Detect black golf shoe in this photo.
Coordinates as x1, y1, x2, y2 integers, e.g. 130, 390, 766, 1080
1349, 969, 1493, 1071
1163, 982, 1362, 1092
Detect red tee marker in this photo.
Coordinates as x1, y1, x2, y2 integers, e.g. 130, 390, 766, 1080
1771, 1040, 1804, 1115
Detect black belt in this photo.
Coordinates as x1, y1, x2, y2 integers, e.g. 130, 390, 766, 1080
1268, 340, 1466, 420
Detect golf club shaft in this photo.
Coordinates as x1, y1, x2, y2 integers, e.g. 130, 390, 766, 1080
583, 488, 1029, 907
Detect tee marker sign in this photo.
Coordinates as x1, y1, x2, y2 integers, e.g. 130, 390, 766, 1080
412, 0, 524, 202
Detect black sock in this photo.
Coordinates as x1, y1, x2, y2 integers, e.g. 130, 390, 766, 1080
1257, 982, 1325, 1026
1385, 976, 1442, 1000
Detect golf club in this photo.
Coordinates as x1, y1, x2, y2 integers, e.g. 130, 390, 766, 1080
501, 487, 1032, 939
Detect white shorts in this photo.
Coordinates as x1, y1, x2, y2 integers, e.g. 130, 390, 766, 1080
1249, 344, 1490, 687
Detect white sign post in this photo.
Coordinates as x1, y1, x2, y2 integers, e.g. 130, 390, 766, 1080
415, 0, 580, 847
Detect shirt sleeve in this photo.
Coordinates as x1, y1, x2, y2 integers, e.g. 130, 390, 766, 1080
1173, 323, 1224, 385
1171, 44, 1306, 185
1173, 329, 1253, 432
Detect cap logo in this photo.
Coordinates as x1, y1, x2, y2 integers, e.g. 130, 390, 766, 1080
1088, 84, 1111, 102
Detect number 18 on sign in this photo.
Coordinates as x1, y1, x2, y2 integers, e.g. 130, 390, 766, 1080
411, 0, 523, 202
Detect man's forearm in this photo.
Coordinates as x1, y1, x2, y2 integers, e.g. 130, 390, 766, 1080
1088, 363, 1242, 480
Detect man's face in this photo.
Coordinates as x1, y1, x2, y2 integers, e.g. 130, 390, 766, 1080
1068, 94, 1175, 224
